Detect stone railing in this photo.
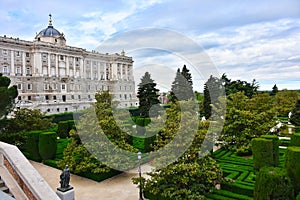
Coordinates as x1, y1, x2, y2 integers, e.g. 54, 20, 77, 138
0, 142, 60, 200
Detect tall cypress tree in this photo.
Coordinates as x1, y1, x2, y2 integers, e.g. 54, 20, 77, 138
170, 65, 193, 101
137, 72, 160, 117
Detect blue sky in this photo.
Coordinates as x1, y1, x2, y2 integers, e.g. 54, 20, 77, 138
1, 0, 300, 92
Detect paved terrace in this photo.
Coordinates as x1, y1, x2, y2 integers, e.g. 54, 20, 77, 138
31, 161, 153, 200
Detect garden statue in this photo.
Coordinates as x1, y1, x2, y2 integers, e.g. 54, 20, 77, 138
60, 165, 71, 189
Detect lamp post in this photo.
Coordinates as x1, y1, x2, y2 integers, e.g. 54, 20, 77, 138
137, 151, 144, 200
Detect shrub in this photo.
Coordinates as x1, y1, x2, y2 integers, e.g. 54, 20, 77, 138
252, 138, 274, 170
57, 121, 69, 138
254, 167, 294, 200
291, 133, 300, 147
260, 135, 279, 166
23, 130, 42, 162
285, 146, 300, 196
38, 132, 57, 160
297, 193, 300, 200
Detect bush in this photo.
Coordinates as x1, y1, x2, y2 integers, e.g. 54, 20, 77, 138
57, 121, 69, 138
23, 130, 42, 162
285, 146, 300, 196
0, 132, 27, 148
252, 138, 274, 170
260, 135, 279, 166
38, 132, 57, 160
291, 133, 300, 147
297, 193, 300, 200
254, 167, 294, 200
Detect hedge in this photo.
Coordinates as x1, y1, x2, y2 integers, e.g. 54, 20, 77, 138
297, 193, 300, 200
254, 167, 294, 200
78, 169, 122, 182
285, 146, 300, 196
221, 182, 253, 197
252, 138, 274, 170
260, 135, 279, 166
209, 190, 253, 200
38, 132, 57, 160
291, 133, 300, 147
24, 130, 43, 162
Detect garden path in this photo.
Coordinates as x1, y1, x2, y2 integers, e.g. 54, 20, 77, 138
30, 161, 153, 200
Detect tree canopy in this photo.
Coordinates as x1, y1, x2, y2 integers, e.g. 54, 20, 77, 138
0, 73, 18, 118
137, 72, 160, 117
220, 92, 276, 154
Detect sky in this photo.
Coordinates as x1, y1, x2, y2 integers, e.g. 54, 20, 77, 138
1, 0, 300, 92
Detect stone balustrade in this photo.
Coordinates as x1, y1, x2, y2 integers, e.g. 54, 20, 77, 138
0, 142, 60, 200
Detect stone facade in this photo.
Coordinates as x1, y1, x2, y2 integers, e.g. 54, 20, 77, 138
0, 16, 138, 114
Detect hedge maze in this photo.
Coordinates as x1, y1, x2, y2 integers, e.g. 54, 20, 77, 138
206, 148, 287, 200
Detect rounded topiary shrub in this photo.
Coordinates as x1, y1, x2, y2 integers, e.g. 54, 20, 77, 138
261, 135, 279, 167
38, 132, 57, 160
285, 146, 300, 196
252, 138, 274, 170
291, 133, 300, 147
254, 167, 294, 200
24, 130, 42, 162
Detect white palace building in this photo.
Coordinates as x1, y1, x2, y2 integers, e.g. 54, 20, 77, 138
0, 15, 138, 114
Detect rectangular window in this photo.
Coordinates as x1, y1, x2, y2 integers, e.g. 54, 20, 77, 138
17, 83, 22, 90
16, 51, 20, 56
75, 57, 79, 62
71, 95, 74, 99
27, 84, 32, 90
3, 66, 8, 74
45, 95, 49, 100
26, 52, 30, 57
62, 84, 66, 90
60, 55, 64, 60
3, 50, 7, 55
53, 95, 57, 100
44, 84, 49, 90
26, 68, 31, 76
28, 96, 31, 100
78, 95, 81, 99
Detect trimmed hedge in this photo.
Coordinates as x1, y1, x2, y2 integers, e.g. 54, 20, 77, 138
78, 169, 122, 182
285, 146, 300, 196
254, 167, 294, 200
24, 130, 43, 162
291, 133, 300, 147
57, 120, 76, 138
261, 135, 279, 166
297, 193, 300, 200
38, 132, 57, 160
252, 138, 274, 170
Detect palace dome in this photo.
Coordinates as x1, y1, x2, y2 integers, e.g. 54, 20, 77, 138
35, 14, 66, 46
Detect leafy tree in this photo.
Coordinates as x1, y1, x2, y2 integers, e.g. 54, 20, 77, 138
221, 73, 259, 98
137, 72, 160, 117
290, 100, 300, 126
275, 89, 299, 117
133, 100, 225, 199
220, 92, 276, 154
270, 84, 279, 96
0, 73, 18, 118
6, 108, 53, 133
58, 90, 137, 173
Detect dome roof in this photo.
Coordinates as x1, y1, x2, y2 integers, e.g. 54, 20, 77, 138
35, 14, 66, 45
38, 25, 61, 37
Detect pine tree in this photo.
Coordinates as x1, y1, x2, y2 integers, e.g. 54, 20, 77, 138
270, 84, 279, 96
203, 75, 225, 119
137, 72, 160, 117
170, 65, 193, 101
290, 99, 300, 126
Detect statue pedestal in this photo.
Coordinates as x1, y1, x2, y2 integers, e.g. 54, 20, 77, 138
56, 187, 74, 200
